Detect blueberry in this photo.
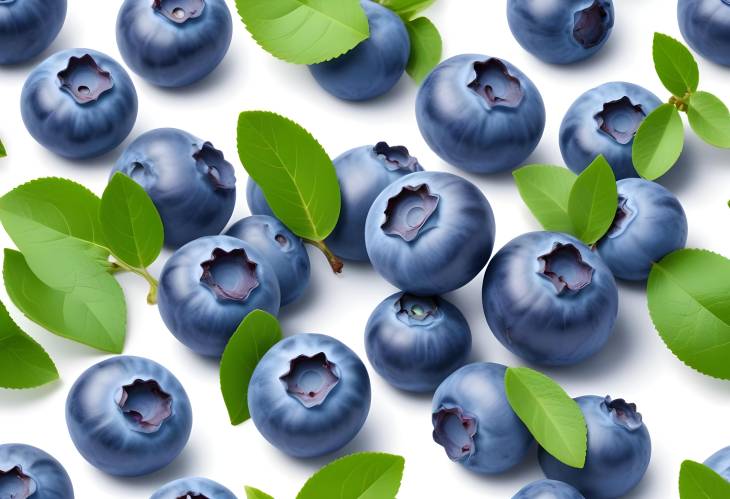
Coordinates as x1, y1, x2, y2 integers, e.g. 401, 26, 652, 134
512, 479, 585, 499
0, 0, 66, 65
507, 0, 614, 65
597, 179, 688, 281
0, 444, 74, 498
116, 0, 233, 87
678, 0, 730, 67
20, 49, 138, 159
482, 232, 618, 366
365, 171, 495, 295
431, 363, 533, 474
705, 446, 730, 481
308, 0, 409, 101
158, 235, 281, 357
416, 54, 545, 174
225, 215, 310, 306
560, 82, 662, 179
248, 333, 371, 458
151, 477, 237, 499
365, 292, 471, 392
539, 396, 651, 499
65, 356, 193, 477
112, 128, 236, 248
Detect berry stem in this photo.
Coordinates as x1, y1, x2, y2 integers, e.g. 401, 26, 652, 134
305, 239, 344, 274
111, 260, 160, 305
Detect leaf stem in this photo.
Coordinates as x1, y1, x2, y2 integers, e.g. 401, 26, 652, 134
305, 239, 344, 274
111, 260, 159, 305
669, 92, 691, 112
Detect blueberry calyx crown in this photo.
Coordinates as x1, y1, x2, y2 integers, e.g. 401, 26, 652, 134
432, 406, 478, 461
595, 96, 646, 145
382, 184, 439, 242
280, 352, 340, 408
573, 1, 611, 49
57, 54, 114, 105
605, 195, 634, 238
201, 248, 259, 301
395, 294, 439, 324
373, 142, 422, 173
603, 396, 644, 431
117, 379, 173, 434
538, 243, 594, 294
153, 0, 205, 23
193, 143, 236, 190
468, 58, 524, 108
0, 465, 36, 498
175, 493, 208, 499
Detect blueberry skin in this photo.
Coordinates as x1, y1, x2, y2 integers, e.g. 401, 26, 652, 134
248, 333, 371, 458
0, 444, 74, 498
507, 0, 614, 65
678, 0, 730, 67
365, 171, 495, 295
112, 128, 236, 248
512, 479, 585, 499
225, 215, 310, 306
151, 477, 237, 499
431, 363, 533, 474
308, 0, 409, 101
539, 395, 651, 499
416, 54, 545, 174
482, 232, 618, 366
560, 82, 662, 179
21, 49, 138, 159
116, 0, 232, 87
365, 292, 471, 392
0, 0, 66, 65
705, 446, 730, 481
158, 235, 281, 357
65, 356, 193, 477
597, 179, 688, 281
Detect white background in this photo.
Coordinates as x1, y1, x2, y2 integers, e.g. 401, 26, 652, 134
1, 0, 730, 497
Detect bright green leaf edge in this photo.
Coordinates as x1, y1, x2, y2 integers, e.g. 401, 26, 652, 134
513, 165, 577, 234
405, 17, 442, 83
687, 91, 730, 149
632, 104, 684, 180
652, 32, 699, 97
245, 486, 275, 499
679, 460, 730, 499
567, 155, 617, 245
0, 139, 6, 158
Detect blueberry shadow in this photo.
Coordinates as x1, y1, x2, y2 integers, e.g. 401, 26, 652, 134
0, 380, 63, 406
104, 444, 200, 490
150, 53, 240, 97
450, 441, 541, 486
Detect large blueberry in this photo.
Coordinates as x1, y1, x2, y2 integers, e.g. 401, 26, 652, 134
0, 444, 74, 498
365, 171, 495, 295
151, 477, 237, 499
308, 0, 409, 101
678, 0, 730, 67
560, 82, 662, 179
597, 179, 687, 281
112, 128, 236, 248
65, 356, 193, 477
225, 215, 310, 306
416, 54, 545, 173
158, 235, 281, 357
483, 232, 618, 366
507, 0, 614, 65
512, 479, 584, 499
21, 49, 138, 159
248, 333, 371, 458
0, 0, 66, 65
365, 292, 471, 392
539, 396, 651, 499
116, 0, 232, 87
705, 446, 730, 481
432, 363, 533, 474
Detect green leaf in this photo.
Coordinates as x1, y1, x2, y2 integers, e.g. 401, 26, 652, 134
568, 155, 617, 245
4, 249, 126, 353
405, 17, 442, 83
100, 173, 164, 269
378, 0, 436, 20
0, 298, 58, 389
505, 367, 587, 469
653, 33, 699, 97
632, 104, 684, 180
647, 249, 730, 379
513, 165, 577, 233
0, 139, 6, 158
220, 310, 282, 425
687, 91, 730, 148
245, 486, 275, 499
679, 460, 730, 499
237, 111, 340, 242
236, 0, 369, 65
297, 452, 405, 499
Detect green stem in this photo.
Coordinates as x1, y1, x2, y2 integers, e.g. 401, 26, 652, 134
669, 92, 691, 112
112, 260, 159, 305
305, 239, 344, 274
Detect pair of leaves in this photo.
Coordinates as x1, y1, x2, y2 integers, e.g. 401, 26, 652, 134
514, 155, 617, 245
679, 460, 730, 498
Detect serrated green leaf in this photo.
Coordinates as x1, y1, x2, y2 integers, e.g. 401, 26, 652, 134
505, 367, 587, 469
220, 310, 282, 425
297, 452, 405, 499
237, 111, 340, 242
679, 460, 730, 499
632, 104, 684, 180
513, 165, 577, 233
245, 486, 275, 499
647, 249, 730, 379
0, 139, 6, 158
378, 0, 436, 20
687, 91, 730, 148
405, 17, 441, 83
568, 155, 617, 245
653, 33, 699, 96
236, 0, 369, 65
